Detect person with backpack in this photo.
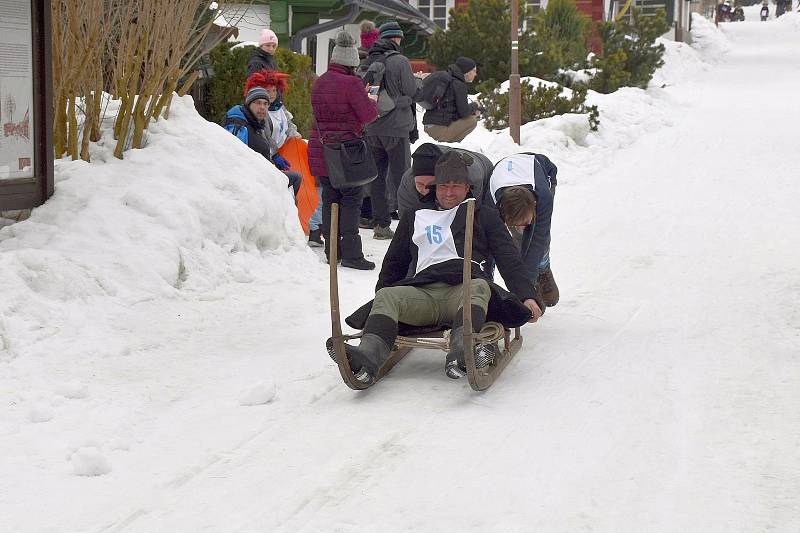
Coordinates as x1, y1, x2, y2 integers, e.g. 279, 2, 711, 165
223, 75, 302, 199
422, 57, 481, 143
247, 29, 278, 77
360, 21, 422, 241
760, 1, 769, 20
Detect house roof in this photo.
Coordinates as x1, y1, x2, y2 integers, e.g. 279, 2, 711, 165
345, 0, 437, 35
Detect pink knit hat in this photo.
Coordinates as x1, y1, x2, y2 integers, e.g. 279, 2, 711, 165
258, 29, 278, 46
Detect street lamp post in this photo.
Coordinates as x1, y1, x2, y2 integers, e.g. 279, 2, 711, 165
510, 0, 521, 144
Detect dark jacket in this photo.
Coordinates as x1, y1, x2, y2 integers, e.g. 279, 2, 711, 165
308, 63, 378, 178
362, 39, 421, 138
397, 145, 493, 217
246, 47, 277, 77
422, 64, 475, 127
223, 104, 273, 161
485, 153, 558, 280
346, 198, 539, 330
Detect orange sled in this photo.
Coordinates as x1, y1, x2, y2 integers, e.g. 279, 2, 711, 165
278, 137, 317, 234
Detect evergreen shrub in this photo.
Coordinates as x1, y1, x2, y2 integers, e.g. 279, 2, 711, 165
207, 45, 315, 136
478, 80, 599, 132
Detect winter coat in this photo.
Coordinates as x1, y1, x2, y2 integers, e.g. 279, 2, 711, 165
223, 104, 274, 161
397, 146, 493, 217
422, 64, 476, 127
266, 100, 299, 151
308, 63, 379, 178
345, 198, 539, 330
362, 39, 421, 138
486, 153, 557, 279
247, 47, 277, 77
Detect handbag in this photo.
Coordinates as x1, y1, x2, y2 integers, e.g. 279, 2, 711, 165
316, 122, 377, 190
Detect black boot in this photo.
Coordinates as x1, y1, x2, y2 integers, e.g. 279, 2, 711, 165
345, 334, 391, 385
340, 235, 375, 270
308, 228, 324, 248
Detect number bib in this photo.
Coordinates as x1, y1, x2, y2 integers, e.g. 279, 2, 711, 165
412, 203, 463, 276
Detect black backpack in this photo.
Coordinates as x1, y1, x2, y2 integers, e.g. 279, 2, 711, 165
358, 50, 400, 117
419, 70, 452, 110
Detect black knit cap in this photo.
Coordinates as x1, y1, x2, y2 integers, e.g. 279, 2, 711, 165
411, 143, 443, 176
455, 57, 477, 74
435, 150, 473, 185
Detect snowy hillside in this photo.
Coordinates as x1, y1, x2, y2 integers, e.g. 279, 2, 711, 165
2, 14, 799, 532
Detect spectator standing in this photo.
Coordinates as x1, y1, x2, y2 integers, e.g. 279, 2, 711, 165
362, 21, 421, 240
308, 31, 379, 270
247, 29, 278, 77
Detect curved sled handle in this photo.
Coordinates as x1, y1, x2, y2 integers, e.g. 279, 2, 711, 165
461, 199, 479, 389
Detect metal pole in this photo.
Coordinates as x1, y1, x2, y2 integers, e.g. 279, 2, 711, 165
510, 0, 521, 145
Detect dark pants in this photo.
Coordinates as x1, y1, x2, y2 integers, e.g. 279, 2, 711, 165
366, 135, 411, 227
284, 170, 302, 197
319, 176, 366, 261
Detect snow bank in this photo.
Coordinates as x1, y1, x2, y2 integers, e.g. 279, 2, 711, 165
0, 95, 306, 358
689, 14, 733, 60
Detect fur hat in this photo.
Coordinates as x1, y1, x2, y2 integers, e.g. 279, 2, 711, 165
258, 29, 278, 47
244, 70, 289, 96
379, 21, 404, 40
435, 151, 473, 185
330, 31, 360, 67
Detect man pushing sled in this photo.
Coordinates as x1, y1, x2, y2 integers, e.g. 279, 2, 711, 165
329, 151, 544, 389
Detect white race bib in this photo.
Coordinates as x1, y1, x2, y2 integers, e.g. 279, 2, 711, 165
489, 153, 541, 204
412, 203, 463, 275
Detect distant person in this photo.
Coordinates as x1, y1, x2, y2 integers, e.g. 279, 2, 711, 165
247, 29, 278, 77
761, 1, 769, 20
361, 21, 422, 241
224, 76, 302, 199
359, 20, 379, 52
716, 0, 732, 23
422, 57, 482, 143
308, 31, 379, 270
776, 0, 787, 16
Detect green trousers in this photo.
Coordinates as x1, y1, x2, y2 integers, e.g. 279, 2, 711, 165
370, 279, 491, 328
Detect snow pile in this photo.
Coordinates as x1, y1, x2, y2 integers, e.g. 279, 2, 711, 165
689, 14, 733, 60
0, 95, 307, 358
238, 380, 278, 405
70, 446, 112, 476
652, 38, 708, 86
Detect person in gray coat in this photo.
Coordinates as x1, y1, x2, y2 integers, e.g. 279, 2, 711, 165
361, 21, 422, 240
397, 143, 492, 218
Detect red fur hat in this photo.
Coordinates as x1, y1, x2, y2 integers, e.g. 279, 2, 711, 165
244, 70, 289, 96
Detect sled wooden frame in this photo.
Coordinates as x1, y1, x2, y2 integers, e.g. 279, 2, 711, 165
329, 200, 523, 392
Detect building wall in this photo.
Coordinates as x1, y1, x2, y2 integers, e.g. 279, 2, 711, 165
406, 0, 456, 28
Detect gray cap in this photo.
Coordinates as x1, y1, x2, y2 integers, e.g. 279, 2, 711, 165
330, 31, 360, 67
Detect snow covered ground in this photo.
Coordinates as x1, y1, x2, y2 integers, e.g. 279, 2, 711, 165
2, 14, 799, 532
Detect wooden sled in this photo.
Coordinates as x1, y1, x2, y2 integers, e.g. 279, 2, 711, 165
328, 200, 524, 392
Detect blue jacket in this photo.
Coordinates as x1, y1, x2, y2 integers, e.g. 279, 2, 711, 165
223, 104, 274, 161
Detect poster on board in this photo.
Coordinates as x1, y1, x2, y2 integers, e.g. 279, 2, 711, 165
0, 0, 35, 181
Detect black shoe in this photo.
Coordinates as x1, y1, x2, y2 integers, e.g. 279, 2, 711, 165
445, 326, 466, 379
345, 334, 392, 385
308, 228, 324, 247
341, 257, 375, 270
358, 217, 374, 229
390, 210, 399, 220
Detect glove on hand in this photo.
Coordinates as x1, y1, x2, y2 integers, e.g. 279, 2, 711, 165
272, 154, 291, 170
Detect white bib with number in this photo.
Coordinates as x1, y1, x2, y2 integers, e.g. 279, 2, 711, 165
413, 203, 463, 276
489, 153, 542, 204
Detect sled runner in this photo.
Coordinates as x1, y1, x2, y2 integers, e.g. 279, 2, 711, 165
327, 200, 524, 392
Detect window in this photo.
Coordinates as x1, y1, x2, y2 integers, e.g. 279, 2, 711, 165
413, 0, 453, 29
